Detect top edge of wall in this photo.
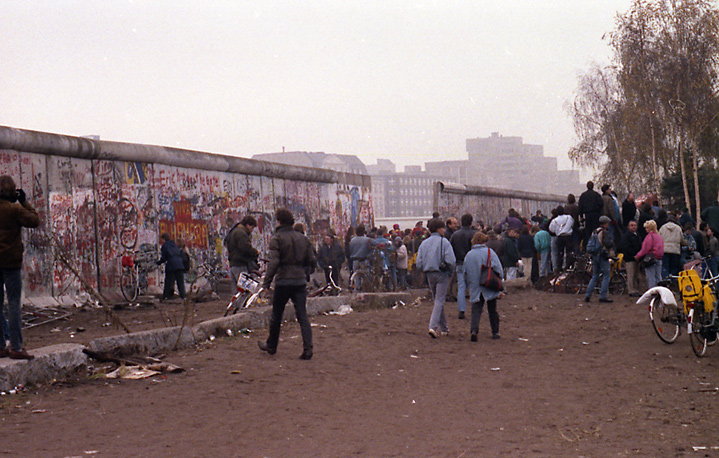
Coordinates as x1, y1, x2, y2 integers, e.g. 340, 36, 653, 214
0, 125, 370, 188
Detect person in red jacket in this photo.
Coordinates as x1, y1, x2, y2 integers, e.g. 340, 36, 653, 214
0, 176, 40, 360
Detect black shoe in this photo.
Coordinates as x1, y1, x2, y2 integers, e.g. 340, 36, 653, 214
458, 311, 465, 320
257, 341, 276, 355
584, 296, 591, 302
470, 333, 477, 342
492, 334, 500, 340
599, 297, 614, 303
299, 352, 313, 360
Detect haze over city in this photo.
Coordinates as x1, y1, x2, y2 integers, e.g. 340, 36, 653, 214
2, 1, 632, 174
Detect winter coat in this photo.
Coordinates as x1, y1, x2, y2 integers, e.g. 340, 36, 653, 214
263, 225, 316, 288
0, 199, 40, 269
500, 236, 519, 268
317, 241, 345, 270
450, 225, 476, 264
534, 230, 551, 253
464, 244, 504, 301
619, 230, 642, 262
396, 244, 408, 269
159, 240, 185, 272
226, 224, 259, 270
659, 222, 683, 255
517, 234, 535, 258
636, 231, 664, 261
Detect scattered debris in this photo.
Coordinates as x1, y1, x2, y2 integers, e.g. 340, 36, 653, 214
491, 367, 501, 371
106, 366, 160, 380
410, 355, 420, 359
329, 305, 353, 315
83, 349, 184, 380
518, 338, 529, 342
21, 305, 72, 329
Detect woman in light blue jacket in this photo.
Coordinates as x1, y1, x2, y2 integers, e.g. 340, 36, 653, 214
464, 231, 504, 341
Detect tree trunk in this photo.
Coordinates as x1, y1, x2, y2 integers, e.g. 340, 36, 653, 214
690, 139, 702, 223
678, 137, 692, 214
649, 121, 659, 194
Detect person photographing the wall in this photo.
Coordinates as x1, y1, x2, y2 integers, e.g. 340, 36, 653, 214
0, 175, 40, 360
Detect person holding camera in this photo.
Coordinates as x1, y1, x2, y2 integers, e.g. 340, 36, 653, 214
416, 218, 456, 338
0, 175, 40, 360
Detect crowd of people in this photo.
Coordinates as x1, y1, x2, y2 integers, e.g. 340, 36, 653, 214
7, 167, 719, 358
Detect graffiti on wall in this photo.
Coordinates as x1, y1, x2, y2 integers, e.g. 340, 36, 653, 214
2, 149, 372, 301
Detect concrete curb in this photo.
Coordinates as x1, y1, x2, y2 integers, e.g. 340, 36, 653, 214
0, 292, 412, 391
0, 344, 86, 392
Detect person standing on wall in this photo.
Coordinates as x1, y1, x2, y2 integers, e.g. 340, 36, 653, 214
258, 208, 316, 360
0, 176, 40, 360
225, 215, 259, 285
578, 181, 604, 249
416, 218, 456, 338
157, 233, 186, 300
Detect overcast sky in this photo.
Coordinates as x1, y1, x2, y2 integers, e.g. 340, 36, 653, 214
1, 1, 633, 173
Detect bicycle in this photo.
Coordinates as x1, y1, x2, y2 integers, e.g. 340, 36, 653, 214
119, 246, 158, 302
645, 269, 719, 357
223, 271, 265, 316
309, 266, 343, 297
350, 247, 395, 293
188, 257, 230, 296
560, 253, 626, 296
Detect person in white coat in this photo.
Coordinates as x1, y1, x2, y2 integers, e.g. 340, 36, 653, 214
659, 215, 683, 278
464, 231, 504, 341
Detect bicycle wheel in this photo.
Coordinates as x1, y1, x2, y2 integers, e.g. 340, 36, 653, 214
379, 273, 395, 292
649, 296, 681, 344
350, 271, 371, 292
689, 307, 710, 357
242, 290, 264, 309
120, 268, 138, 302
224, 291, 249, 316
609, 272, 627, 296
564, 272, 585, 295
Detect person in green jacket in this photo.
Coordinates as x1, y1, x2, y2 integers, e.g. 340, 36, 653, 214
534, 223, 552, 277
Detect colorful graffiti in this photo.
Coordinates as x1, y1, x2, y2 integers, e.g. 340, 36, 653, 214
1, 149, 372, 301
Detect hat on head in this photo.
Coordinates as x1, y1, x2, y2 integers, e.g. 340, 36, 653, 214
599, 215, 611, 225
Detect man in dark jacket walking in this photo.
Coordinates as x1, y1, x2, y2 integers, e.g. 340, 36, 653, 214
258, 208, 317, 360
158, 233, 186, 300
226, 215, 259, 285
450, 214, 476, 319
0, 176, 40, 360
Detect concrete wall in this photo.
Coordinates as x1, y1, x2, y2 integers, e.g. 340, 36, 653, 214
433, 182, 565, 226
0, 126, 373, 303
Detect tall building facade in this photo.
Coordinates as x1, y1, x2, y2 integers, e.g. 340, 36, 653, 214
464, 132, 580, 195
369, 163, 443, 218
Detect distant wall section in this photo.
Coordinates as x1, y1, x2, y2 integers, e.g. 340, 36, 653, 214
433, 182, 565, 226
0, 126, 372, 303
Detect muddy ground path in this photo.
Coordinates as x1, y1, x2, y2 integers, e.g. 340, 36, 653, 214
2, 288, 719, 457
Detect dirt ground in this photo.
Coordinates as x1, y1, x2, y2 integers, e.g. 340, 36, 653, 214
2, 287, 719, 457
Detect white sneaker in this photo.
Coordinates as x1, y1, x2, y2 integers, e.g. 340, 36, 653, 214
428, 329, 438, 339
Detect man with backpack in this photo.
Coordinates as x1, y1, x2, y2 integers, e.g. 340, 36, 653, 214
584, 216, 615, 303
225, 215, 259, 286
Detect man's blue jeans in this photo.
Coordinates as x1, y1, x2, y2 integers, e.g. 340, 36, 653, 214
456, 264, 467, 313
586, 255, 610, 299
0, 269, 23, 351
